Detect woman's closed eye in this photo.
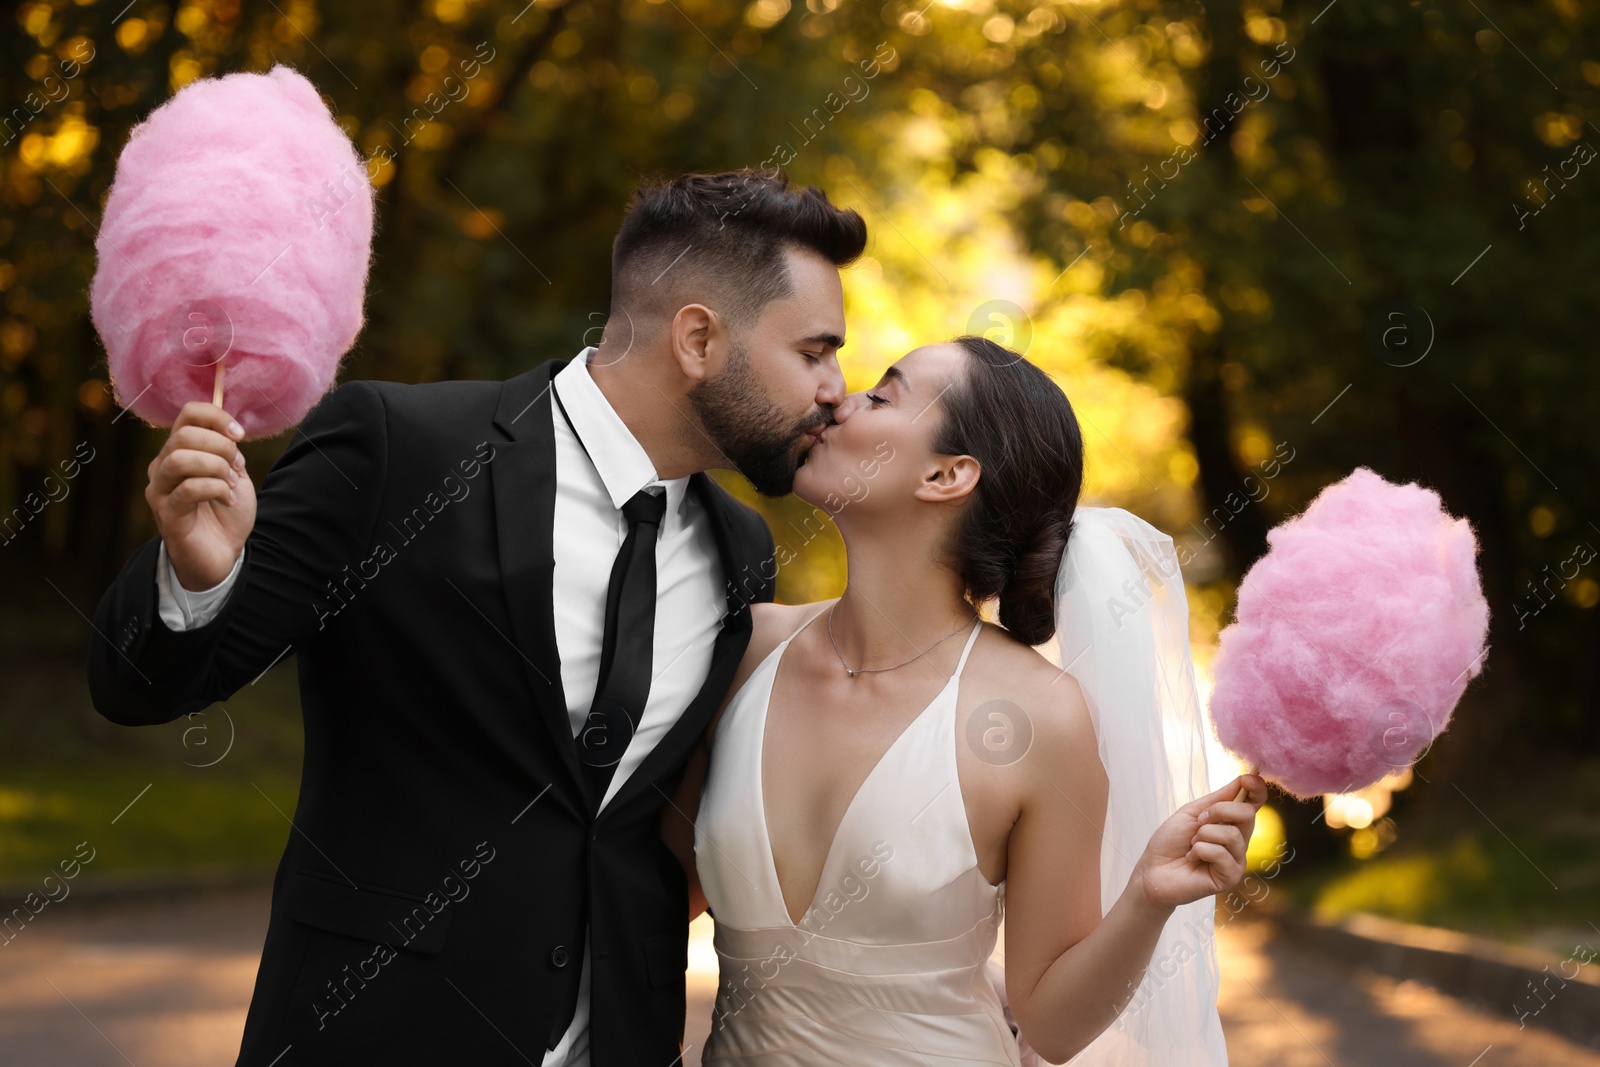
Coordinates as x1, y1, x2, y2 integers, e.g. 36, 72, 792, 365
865, 392, 888, 406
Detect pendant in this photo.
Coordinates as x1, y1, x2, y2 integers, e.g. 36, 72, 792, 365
847, 668, 857, 677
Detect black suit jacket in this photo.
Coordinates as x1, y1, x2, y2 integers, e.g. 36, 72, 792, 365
86, 359, 776, 1065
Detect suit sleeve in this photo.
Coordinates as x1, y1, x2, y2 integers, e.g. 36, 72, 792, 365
86, 380, 389, 725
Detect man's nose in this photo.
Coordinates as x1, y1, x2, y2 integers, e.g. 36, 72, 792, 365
816, 362, 847, 411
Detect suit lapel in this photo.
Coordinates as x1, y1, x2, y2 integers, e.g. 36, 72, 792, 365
489, 359, 586, 813
490, 360, 769, 823
603, 471, 759, 820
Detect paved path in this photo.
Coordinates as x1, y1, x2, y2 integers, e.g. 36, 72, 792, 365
2, 888, 1595, 1065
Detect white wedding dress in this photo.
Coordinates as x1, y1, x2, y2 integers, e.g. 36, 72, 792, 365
692, 507, 1230, 1066
694, 615, 1028, 1065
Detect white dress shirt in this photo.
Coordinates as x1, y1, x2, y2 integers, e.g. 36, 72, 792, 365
157, 348, 728, 1066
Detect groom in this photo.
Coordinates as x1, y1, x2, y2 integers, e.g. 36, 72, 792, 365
86, 169, 866, 1065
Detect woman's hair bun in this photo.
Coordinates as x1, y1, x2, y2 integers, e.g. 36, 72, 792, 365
934, 336, 1084, 647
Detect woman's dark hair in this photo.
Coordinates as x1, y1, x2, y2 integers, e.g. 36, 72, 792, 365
610, 168, 867, 331
933, 335, 1085, 647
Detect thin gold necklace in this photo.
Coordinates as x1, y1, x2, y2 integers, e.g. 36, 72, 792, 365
826, 602, 979, 678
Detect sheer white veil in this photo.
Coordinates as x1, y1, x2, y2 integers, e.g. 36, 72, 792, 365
1034, 505, 1228, 1066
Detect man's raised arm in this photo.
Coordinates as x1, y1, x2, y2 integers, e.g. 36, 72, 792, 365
87, 381, 388, 725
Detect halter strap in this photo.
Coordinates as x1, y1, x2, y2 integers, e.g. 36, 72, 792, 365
952, 617, 984, 677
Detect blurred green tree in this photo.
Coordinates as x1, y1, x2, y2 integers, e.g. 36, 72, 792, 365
861, 0, 1600, 777
4, 0, 1596, 791
0, 0, 902, 602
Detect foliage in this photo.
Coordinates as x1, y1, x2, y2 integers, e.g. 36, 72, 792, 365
2, 0, 1596, 795
868, 0, 1600, 760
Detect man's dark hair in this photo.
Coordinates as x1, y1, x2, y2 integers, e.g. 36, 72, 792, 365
609, 168, 867, 334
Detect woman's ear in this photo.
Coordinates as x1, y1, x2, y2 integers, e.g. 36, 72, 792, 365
914, 454, 980, 505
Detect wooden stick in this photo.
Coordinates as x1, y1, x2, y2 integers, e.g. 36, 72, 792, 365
212, 358, 225, 408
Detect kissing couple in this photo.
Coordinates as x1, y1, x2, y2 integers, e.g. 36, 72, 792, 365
89, 167, 1264, 1066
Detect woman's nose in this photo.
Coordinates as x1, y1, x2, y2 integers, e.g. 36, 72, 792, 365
831, 391, 867, 423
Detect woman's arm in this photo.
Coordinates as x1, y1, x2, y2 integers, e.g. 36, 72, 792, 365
661, 737, 711, 920
1000, 669, 1266, 1063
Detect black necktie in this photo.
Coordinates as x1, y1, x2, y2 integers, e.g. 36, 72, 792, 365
576, 487, 666, 810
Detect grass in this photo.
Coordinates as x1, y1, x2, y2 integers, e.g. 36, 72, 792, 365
0, 767, 300, 883
1275, 757, 1600, 954
0, 647, 305, 886
6, 610, 1600, 960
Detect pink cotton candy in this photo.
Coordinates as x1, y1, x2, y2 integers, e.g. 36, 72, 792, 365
91, 64, 373, 439
1209, 468, 1489, 799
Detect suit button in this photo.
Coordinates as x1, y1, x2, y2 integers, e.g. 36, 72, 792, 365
550, 945, 570, 968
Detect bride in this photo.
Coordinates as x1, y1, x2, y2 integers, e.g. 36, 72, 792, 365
664, 335, 1266, 1065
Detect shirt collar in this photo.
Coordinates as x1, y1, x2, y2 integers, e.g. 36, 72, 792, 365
553, 347, 690, 523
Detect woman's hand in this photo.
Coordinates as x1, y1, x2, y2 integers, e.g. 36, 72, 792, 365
1133, 774, 1268, 910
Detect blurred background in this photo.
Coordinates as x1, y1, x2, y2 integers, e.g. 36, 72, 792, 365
2, 0, 1599, 1061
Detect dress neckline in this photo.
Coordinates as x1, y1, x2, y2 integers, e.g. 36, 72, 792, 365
754, 609, 984, 928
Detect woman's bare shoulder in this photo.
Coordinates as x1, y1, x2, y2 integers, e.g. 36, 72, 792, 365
706, 599, 837, 745
749, 600, 828, 653
748, 599, 837, 664
963, 625, 1097, 765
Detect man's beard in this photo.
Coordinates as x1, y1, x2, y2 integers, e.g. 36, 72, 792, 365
688, 341, 826, 497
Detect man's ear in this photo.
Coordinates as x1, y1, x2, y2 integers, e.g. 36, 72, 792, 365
914, 455, 981, 505
669, 304, 724, 384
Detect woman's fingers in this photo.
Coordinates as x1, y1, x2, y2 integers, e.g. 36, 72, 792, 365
1200, 800, 1258, 827
1192, 823, 1241, 848
1233, 774, 1269, 806
1188, 820, 1248, 882
1186, 774, 1267, 818
1192, 823, 1247, 863
1187, 841, 1234, 867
